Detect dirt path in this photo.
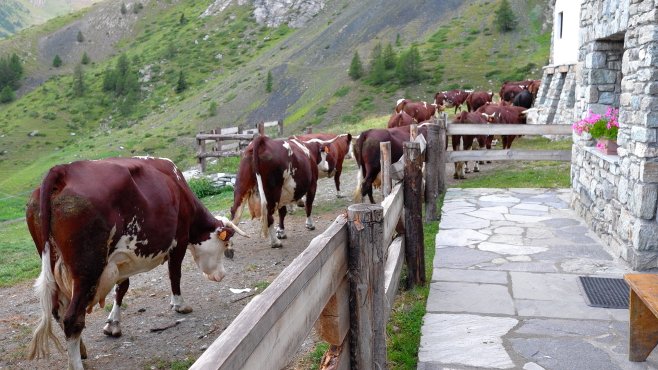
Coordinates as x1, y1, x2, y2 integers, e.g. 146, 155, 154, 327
0, 157, 491, 370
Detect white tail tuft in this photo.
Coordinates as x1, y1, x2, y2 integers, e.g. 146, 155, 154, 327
28, 242, 63, 360
353, 166, 364, 202
255, 174, 269, 238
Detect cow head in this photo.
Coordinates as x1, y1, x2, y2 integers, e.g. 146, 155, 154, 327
320, 144, 337, 178
188, 217, 247, 282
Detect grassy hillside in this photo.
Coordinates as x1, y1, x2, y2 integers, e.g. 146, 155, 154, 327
0, 0, 551, 221
0, 0, 99, 39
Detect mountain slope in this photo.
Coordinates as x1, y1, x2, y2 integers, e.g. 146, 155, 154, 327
0, 0, 99, 39
0, 0, 551, 220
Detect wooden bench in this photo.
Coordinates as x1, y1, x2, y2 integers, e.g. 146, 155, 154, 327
624, 273, 658, 362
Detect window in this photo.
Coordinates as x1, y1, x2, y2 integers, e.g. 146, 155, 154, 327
558, 11, 564, 39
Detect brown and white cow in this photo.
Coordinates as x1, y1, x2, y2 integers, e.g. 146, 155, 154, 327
26, 157, 247, 370
434, 89, 471, 113
451, 112, 489, 179
353, 124, 429, 203
499, 80, 540, 103
395, 99, 437, 122
291, 133, 352, 198
230, 135, 328, 248
387, 110, 417, 129
477, 104, 528, 149
465, 91, 494, 112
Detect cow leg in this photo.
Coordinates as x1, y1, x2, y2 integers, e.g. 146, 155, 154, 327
304, 188, 317, 231
103, 279, 129, 337
334, 167, 343, 198
63, 279, 97, 370
168, 246, 193, 314
66, 336, 84, 370
276, 206, 288, 240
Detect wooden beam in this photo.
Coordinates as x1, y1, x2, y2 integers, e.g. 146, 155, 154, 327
196, 133, 256, 141
424, 123, 441, 221
437, 115, 447, 194
191, 216, 348, 370
404, 141, 425, 287
316, 277, 349, 346
197, 150, 243, 159
381, 183, 403, 247
446, 123, 573, 135
446, 149, 571, 162
347, 204, 386, 369
384, 236, 404, 322
380, 141, 392, 197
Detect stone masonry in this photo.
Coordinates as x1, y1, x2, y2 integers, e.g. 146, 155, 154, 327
570, 0, 658, 270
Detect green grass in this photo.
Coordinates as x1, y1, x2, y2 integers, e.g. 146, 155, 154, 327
0, 220, 39, 287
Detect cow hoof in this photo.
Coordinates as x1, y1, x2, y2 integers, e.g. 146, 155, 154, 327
80, 339, 88, 359
336, 193, 344, 199
224, 248, 234, 259
465, 169, 471, 174
296, 200, 305, 208
172, 304, 193, 314
459, 175, 466, 179
474, 168, 480, 173
453, 174, 459, 179
486, 161, 492, 164
271, 242, 283, 249
103, 320, 122, 338
305, 224, 315, 231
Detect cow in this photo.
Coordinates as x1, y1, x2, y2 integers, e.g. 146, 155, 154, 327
512, 89, 534, 109
477, 104, 528, 149
395, 99, 436, 122
353, 124, 429, 204
434, 89, 471, 113
26, 157, 248, 370
387, 110, 417, 128
499, 80, 539, 102
230, 135, 328, 248
451, 112, 489, 179
465, 91, 494, 112
291, 133, 352, 198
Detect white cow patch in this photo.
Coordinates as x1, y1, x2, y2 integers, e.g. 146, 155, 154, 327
282, 142, 293, 156
290, 139, 311, 158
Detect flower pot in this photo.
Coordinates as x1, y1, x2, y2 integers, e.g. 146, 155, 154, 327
596, 138, 618, 155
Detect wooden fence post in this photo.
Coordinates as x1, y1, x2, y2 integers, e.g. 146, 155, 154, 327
197, 135, 207, 173
306, 126, 313, 134
437, 114, 447, 194
380, 141, 392, 197
347, 204, 386, 370
425, 123, 440, 221
278, 120, 283, 137
410, 123, 418, 141
404, 141, 425, 287
258, 121, 265, 136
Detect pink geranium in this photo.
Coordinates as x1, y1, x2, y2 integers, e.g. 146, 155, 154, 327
573, 107, 619, 140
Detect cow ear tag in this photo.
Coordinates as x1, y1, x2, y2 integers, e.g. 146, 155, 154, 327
219, 230, 229, 241
324, 146, 329, 153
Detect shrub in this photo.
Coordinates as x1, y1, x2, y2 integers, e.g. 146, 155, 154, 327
188, 177, 226, 198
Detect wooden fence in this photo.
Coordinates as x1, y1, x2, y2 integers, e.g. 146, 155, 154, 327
196, 121, 283, 172
434, 112, 573, 192
191, 125, 430, 370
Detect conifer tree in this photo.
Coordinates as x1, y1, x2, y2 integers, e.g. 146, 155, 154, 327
72, 64, 85, 97
368, 43, 386, 85
0, 85, 15, 103
494, 0, 517, 32
77, 30, 84, 42
52, 55, 62, 68
120, 3, 127, 15
383, 43, 397, 70
396, 45, 422, 84
348, 51, 364, 80
266, 70, 273, 92
176, 70, 187, 93
81, 52, 90, 65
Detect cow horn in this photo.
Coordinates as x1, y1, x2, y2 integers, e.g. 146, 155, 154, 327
520, 110, 528, 116
225, 220, 249, 237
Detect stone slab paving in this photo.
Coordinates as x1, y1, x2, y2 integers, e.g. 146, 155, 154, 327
418, 188, 658, 370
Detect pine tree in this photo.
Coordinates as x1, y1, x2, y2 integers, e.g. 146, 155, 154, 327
179, 13, 187, 25
266, 70, 273, 92
368, 43, 386, 85
52, 55, 62, 68
0, 85, 15, 103
176, 70, 187, 93
77, 30, 84, 42
383, 43, 397, 70
494, 0, 517, 32
396, 45, 422, 84
102, 68, 116, 92
72, 64, 85, 97
395, 33, 401, 47
120, 3, 127, 15
348, 51, 364, 80
81, 52, 90, 65
208, 101, 218, 116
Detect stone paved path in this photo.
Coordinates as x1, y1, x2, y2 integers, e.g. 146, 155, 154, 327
418, 188, 658, 370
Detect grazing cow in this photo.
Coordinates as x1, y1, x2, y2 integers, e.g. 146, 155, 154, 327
477, 104, 528, 149
499, 80, 540, 102
353, 124, 429, 203
291, 133, 352, 198
451, 112, 489, 179
434, 89, 471, 113
527, 80, 541, 97
26, 157, 247, 370
395, 99, 436, 122
387, 110, 417, 128
512, 89, 534, 109
465, 91, 494, 112
230, 136, 328, 248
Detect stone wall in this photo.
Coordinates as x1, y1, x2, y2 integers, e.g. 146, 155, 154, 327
536, 64, 579, 126
569, 0, 658, 270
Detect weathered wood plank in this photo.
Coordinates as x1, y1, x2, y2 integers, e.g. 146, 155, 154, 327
404, 141, 425, 287
384, 236, 404, 323
446, 149, 571, 162
446, 123, 573, 135
437, 116, 447, 194
382, 183, 403, 247
425, 123, 441, 220
316, 277, 349, 346
380, 141, 392, 197
347, 204, 386, 369
191, 216, 348, 370
196, 133, 257, 140
197, 150, 244, 159
320, 339, 350, 370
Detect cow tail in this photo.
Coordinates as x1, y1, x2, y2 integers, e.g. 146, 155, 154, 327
352, 133, 365, 202
28, 242, 63, 359
252, 137, 269, 238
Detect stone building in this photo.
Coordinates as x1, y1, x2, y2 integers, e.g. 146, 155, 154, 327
538, 0, 658, 269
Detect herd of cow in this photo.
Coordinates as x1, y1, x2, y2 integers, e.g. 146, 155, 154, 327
25, 79, 539, 369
